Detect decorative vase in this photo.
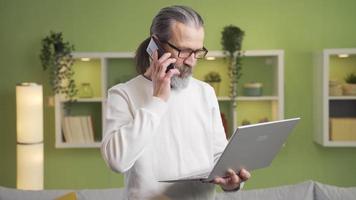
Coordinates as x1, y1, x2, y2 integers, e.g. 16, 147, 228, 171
342, 83, 356, 95
243, 82, 263, 96
78, 83, 93, 98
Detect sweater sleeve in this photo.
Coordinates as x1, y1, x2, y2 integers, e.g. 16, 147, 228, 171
101, 87, 167, 173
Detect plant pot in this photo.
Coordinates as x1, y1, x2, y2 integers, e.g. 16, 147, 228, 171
329, 80, 342, 96
208, 82, 220, 95
329, 85, 343, 96
342, 83, 356, 96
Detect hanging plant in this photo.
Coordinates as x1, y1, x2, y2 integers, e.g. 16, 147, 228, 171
39, 31, 77, 100
221, 25, 245, 106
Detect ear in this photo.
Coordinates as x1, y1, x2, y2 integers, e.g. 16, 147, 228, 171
143, 57, 154, 79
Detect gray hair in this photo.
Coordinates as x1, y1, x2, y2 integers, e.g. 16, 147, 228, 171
134, 5, 204, 74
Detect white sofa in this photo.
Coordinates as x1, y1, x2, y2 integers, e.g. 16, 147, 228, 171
1, 181, 355, 200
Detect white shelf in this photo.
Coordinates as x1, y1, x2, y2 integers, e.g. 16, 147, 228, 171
55, 142, 101, 148
314, 48, 356, 147
218, 96, 279, 101
323, 141, 356, 147
329, 96, 356, 100
217, 96, 233, 101
55, 50, 284, 148
207, 50, 284, 58
59, 97, 103, 103
210, 50, 284, 132
73, 52, 134, 59
55, 52, 136, 148
237, 96, 279, 101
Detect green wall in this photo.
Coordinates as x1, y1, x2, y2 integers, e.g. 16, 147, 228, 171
1, 0, 356, 190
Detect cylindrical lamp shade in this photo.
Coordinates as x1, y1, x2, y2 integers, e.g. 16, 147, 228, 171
16, 83, 43, 143
16, 83, 43, 190
17, 143, 44, 190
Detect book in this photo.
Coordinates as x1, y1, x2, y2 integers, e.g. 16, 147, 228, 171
62, 117, 73, 143
81, 116, 95, 143
62, 116, 95, 144
80, 116, 90, 143
69, 116, 85, 143
87, 116, 95, 142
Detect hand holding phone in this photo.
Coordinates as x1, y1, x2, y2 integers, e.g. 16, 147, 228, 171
145, 36, 179, 102
146, 37, 175, 73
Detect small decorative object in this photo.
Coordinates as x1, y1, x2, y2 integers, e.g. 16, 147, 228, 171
258, 117, 269, 123
343, 73, 356, 95
243, 82, 263, 96
241, 119, 251, 125
78, 83, 94, 98
204, 71, 222, 95
39, 31, 77, 101
329, 80, 342, 96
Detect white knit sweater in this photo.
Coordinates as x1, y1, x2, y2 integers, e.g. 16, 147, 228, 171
101, 75, 227, 200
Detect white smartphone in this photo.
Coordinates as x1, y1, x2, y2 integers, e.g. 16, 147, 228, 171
146, 37, 174, 72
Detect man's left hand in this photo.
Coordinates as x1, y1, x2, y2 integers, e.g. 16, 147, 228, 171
212, 168, 251, 191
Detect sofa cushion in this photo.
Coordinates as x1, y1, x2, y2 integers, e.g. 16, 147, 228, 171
0, 186, 125, 200
77, 188, 125, 200
314, 181, 356, 200
0, 186, 72, 200
216, 181, 314, 200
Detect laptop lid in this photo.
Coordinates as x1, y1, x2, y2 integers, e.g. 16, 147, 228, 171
159, 118, 300, 183
205, 118, 300, 182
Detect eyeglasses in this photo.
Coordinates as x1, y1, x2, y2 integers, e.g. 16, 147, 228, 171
163, 41, 208, 59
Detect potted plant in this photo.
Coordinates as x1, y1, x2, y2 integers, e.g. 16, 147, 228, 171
343, 72, 356, 95
39, 31, 77, 101
221, 25, 245, 105
204, 71, 222, 95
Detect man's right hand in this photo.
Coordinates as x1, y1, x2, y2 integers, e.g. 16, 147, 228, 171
146, 50, 180, 102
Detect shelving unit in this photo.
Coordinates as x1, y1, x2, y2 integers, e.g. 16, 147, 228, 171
55, 50, 284, 148
54, 52, 135, 148
195, 50, 284, 136
314, 48, 356, 147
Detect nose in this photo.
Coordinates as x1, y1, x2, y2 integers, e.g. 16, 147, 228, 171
183, 53, 197, 67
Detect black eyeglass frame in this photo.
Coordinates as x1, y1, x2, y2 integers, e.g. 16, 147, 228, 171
162, 41, 208, 59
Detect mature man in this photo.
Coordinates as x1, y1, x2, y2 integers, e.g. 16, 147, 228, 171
101, 5, 250, 200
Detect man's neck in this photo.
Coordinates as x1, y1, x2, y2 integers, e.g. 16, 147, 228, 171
142, 74, 152, 81
143, 68, 153, 81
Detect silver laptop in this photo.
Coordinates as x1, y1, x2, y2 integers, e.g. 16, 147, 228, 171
159, 118, 300, 183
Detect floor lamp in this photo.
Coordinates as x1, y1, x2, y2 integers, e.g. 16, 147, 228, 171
16, 83, 43, 190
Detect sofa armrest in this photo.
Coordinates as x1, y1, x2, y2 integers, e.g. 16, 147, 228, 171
314, 182, 356, 200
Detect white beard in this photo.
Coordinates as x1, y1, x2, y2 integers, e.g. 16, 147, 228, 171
171, 75, 191, 90
170, 64, 192, 90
